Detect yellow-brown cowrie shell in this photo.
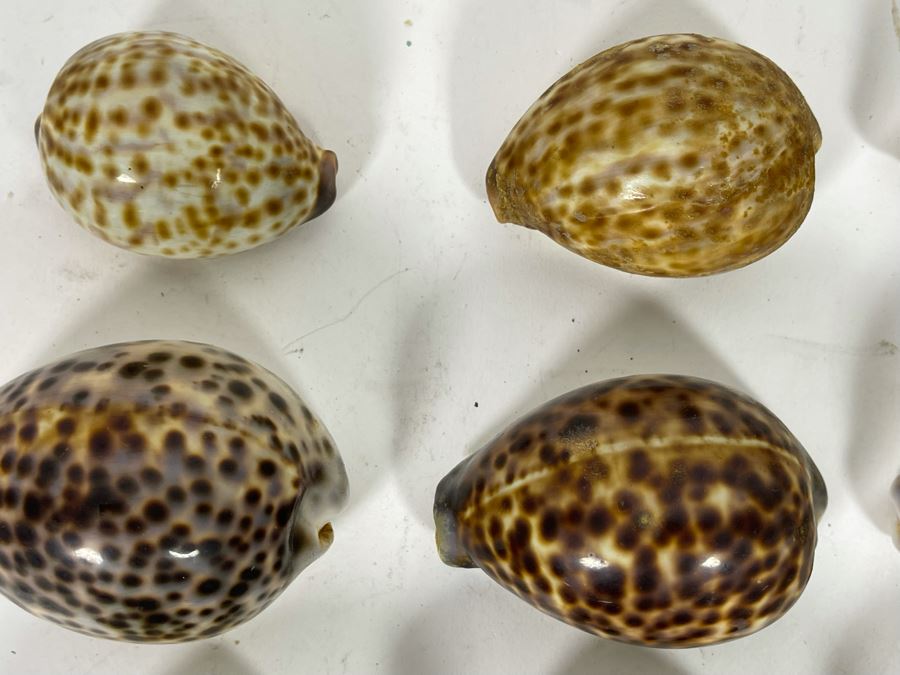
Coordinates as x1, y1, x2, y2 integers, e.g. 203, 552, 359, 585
36, 32, 337, 258
487, 34, 821, 276
434, 375, 827, 647
0, 340, 348, 642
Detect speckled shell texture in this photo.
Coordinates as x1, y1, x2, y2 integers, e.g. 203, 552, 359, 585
0, 340, 348, 642
434, 375, 826, 648
37, 32, 337, 258
487, 34, 821, 277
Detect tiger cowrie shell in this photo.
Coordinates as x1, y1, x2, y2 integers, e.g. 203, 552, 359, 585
487, 34, 821, 277
434, 375, 826, 647
36, 32, 337, 258
0, 340, 348, 642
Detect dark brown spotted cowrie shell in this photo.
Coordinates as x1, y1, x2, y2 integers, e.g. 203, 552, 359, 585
0, 340, 348, 642
434, 375, 826, 648
36, 32, 337, 258
487, 34, 821, 277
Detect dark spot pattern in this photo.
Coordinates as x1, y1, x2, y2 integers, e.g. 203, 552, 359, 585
0, 340, 348, 643
36, 30, 338, 259
486, 33, 821, 277
434, 374, 825, 647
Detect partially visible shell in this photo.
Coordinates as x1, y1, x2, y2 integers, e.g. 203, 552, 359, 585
0, 340, 348, 642
892, 475, 900, 550
37, 32, 337, 258
487, 34, 821, 277
434, 375, 826, 647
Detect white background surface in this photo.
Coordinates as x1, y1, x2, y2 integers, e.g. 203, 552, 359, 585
0, 1, 898, 673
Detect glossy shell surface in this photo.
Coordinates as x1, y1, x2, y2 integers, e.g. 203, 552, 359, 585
37, 32, 337, 258
434, 375, 826, 647
487, 34, 821, 277
0, 340, 348, 642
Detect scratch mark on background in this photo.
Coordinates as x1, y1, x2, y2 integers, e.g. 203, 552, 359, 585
284, 268, 409, 352
452, 252, 468, 281
768, 335, 898, 357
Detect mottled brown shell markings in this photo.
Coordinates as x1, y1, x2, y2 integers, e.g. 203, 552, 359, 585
434, 375, 826, 647
0, 340, 348, 642
487, 34, 821, 277
37, 32, 337, 258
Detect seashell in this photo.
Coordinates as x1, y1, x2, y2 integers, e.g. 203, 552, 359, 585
486, 34, 821, 277
0, 340, 348, 642
893, 475, 900, 550
434, 375, 826, 647
36, 32, 337, 258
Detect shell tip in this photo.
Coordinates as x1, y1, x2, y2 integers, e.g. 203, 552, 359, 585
433, 464, 476, 568
484, 155, 543, 230
485, 158, 506, 223
808, 457, 828, 524
307, 149, 338, 221
33, 115, 41, 146
317, 522, 334, 549
434, 509, 475, 568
